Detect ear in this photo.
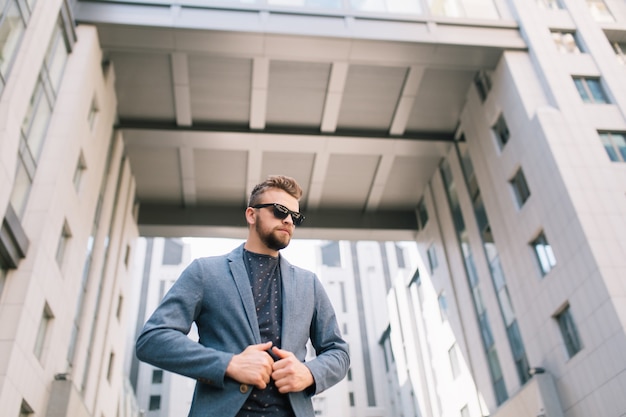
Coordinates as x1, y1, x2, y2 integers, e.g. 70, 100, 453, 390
245, 206, 256, 225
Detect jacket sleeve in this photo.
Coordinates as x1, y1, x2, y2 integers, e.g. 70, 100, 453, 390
304, 275, 350, 395
135, 259, 233, 388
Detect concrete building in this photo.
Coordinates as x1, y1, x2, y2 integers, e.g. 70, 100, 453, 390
1, 0, 626, 417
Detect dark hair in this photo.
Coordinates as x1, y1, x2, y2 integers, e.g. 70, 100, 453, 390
248, 175, 303, 207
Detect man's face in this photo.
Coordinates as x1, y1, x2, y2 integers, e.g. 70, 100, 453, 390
253, 189, 300, 251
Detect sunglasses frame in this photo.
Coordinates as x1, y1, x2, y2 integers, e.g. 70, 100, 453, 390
251, 203, 305, 226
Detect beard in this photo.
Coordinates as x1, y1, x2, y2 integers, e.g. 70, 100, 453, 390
255, 220, 291, 251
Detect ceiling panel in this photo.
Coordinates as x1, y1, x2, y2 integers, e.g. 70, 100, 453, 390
126, 147, 181, 202
321, 154, 380, 208
406, 68, 475, 132
111, 52, 176, 121
260, 151, 316, 206
379, 155, 442, 209
337, 65, 408, 131
266, 60, 331, 128
189, 55, 252, 124
194, 149, 248, 205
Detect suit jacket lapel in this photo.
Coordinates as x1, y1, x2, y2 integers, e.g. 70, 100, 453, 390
228, 245, 262, 344
280, 256, 296, 351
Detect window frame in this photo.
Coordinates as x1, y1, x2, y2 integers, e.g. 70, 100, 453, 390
573, 76, 610, 104
530, 231, 556, 276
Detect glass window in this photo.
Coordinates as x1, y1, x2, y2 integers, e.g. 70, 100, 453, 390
44, 17, 69, 94
599, 132, 626, 162
116, 294, 123, 320
536, 0, 561, 9
152, 369, 164, 384
438, 291, 448, 322
416, 198, 429, 229
429, 0, 499, 19
162, 239, 183, 265
555, 304, 582, 357
552, 31, 582, 54
492, 114, 510, 149
613, 42, 626, 65
73, 152, 86, 192
88, 96, 98, 130
9, 156, 33, 217
449, 343, 461, 379
148, 395, 161, 411
106, 351, 115, 382
19, 400, 34, 417
55, 221, 71, 267
0, 1, 26, 79
395, 244, 406, 268
531, 232, 556, 276
0, 268, 6, 300
34, 304, 53, 361
474, 70, 492, 102
585, 0, 614, 22
510, 168, 530, 207
573, 77, 609, 104
427, 244, 438, 272
321, 241, 341, 267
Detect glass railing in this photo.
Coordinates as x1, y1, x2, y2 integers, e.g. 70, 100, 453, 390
89, 0, 502, 19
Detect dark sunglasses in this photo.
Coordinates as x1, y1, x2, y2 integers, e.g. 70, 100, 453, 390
251, 203, 305, 226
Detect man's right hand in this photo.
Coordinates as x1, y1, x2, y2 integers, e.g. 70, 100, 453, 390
225, 342, 275, 389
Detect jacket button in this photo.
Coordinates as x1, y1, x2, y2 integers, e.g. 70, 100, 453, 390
240, 384, 249, 393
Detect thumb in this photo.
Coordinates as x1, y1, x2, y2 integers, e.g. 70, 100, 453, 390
271, 346, 292, 359
251, 341, 273, 351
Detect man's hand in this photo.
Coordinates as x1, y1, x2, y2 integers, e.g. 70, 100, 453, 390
225, 342, 275, 389
270, 347, 314, 393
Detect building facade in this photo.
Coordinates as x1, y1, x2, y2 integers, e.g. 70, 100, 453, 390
0, 1, 625, 417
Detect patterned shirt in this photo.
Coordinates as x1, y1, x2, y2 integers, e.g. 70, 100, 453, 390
236, 250, 295, 417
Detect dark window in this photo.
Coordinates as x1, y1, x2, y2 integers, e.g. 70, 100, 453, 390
152, 369, 163, 384
474, 70, 492, 102
395, 244, 406, 268
510, 168, 531, 207
148, 395, 161, 411
599, 132, 626, 162
556, 305, 582, 358
416, 198, 429, 229
492, 114, 510, 149
531, 232, 556, 276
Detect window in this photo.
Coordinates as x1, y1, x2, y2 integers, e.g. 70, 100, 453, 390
44, 16, 70, 94
613, 42, 626, 65
536, 0, 561, 9
0, 1, 27, 89
88, 96, 98, 130
531, 232, 556, 276
474, 70, 492, 102
19, 400, 34, 417
510, 168, 530, 207
0, 268, 6, 299
552, 31, 582, 54
555, 304, 582, 358
34, 303, 53, 361
55, 221, 71, 267
492, 114, 510, 149
106, 351, 115, 382
449, 344, 461, 379
152, 369, 163, 384
438, 291, 448, 322
395, 244, 406, 268
73, 153, 86, 192
321, 241, 341, 267
162, 239, 183, 265
585, 0, 614, 22
348, 392, 355, 407
573, 77, 609, 103
416, 198, 429, 229
427, 244, 438, 272
148, 395, 161, 411
599, 132, 626, 162
116, 294, 123, 320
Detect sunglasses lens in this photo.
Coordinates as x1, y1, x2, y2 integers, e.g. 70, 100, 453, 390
272, 205, 289, 219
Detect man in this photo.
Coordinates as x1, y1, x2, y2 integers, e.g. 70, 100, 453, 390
136, 175, 350, 417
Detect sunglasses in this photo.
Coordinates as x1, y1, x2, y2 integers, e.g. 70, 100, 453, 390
251, 203, 305, 226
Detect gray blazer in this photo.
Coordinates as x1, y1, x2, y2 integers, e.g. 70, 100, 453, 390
136, 244, 350, 417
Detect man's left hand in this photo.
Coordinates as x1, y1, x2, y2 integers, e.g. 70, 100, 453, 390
270, 347, 314, 393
